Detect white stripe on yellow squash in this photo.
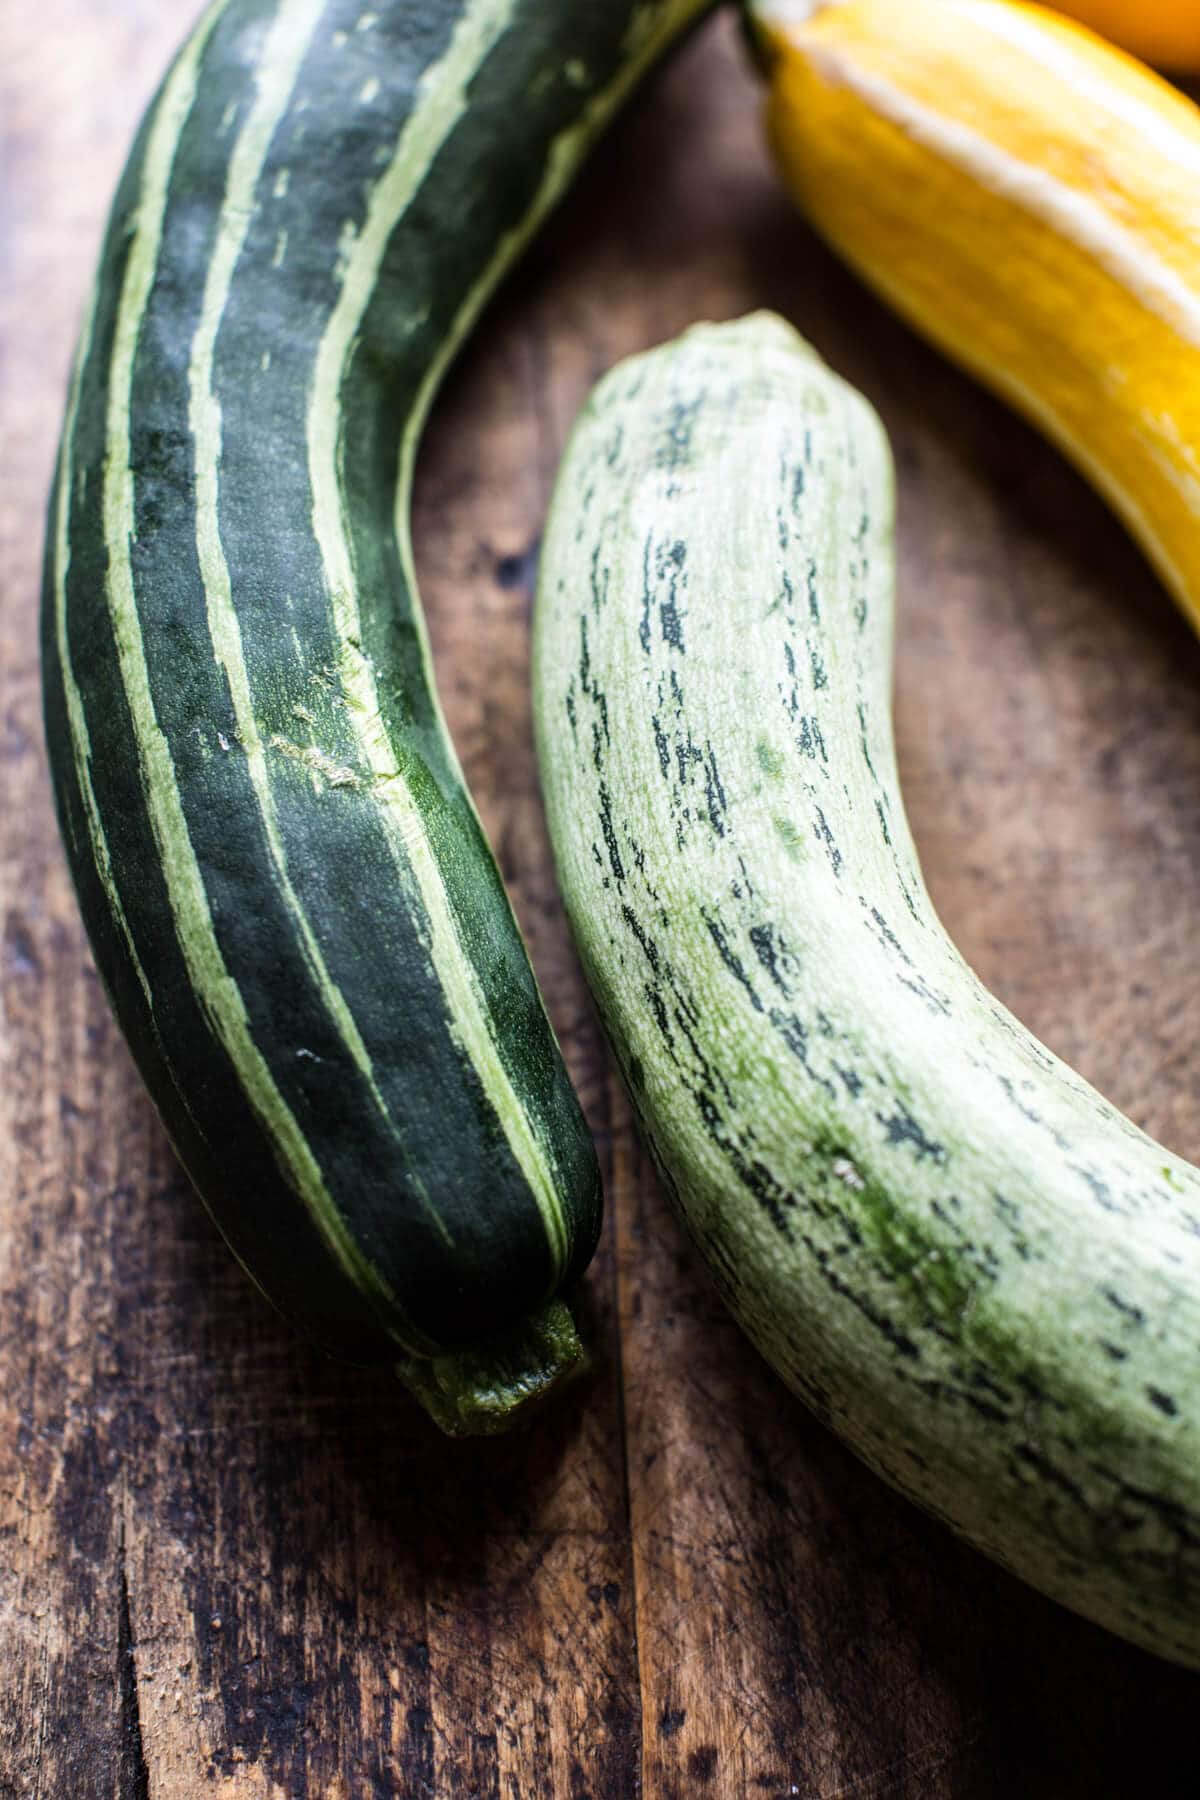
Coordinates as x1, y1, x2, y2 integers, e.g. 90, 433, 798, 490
750, 0, 1200, 634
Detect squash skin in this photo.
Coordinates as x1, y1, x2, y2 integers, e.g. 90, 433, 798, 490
533, 313, 1200, 1663
41, 0, 712, 1421
749, 0, 1200, 639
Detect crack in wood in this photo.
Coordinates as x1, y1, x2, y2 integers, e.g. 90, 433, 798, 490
30, 1642, 49, 1800
117, 1525, 150, 1800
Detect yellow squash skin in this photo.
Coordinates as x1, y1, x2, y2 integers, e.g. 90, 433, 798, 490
750, 0, 1200, 634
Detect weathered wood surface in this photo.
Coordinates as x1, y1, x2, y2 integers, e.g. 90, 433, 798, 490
4, 4, 1200, 1795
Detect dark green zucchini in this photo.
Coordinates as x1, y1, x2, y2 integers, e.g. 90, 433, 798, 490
42, 0, 711, 1433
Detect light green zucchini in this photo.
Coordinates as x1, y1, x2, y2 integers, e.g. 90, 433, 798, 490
41, 0, 712, 1434
532, 312, 1200, 1659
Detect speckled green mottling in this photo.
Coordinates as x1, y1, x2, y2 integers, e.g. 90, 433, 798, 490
533, 312, 1200, 1662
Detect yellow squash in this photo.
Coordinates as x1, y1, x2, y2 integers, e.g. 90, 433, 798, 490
750, 0, 1200, 634
1052, 1, 1200, 71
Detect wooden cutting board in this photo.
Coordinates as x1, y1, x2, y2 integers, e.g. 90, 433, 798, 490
4, 5, 1200, 1794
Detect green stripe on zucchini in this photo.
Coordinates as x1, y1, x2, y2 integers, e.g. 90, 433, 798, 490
532, 312, 1200, 1659
42, 0, 713, 1431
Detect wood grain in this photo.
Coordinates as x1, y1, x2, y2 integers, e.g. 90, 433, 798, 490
4, 5, 1200, 1796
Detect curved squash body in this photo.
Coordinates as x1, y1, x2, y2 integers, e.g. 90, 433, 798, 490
42, 0, 710, 1431
749, 0, 1200, 637
533, 313, 1200, 1662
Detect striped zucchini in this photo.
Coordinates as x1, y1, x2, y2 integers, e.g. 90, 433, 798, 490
532, 313, 1200, 1661
42, 0, 711, 1435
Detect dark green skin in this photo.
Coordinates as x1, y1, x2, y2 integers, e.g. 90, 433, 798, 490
41, 0, 709, 1364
